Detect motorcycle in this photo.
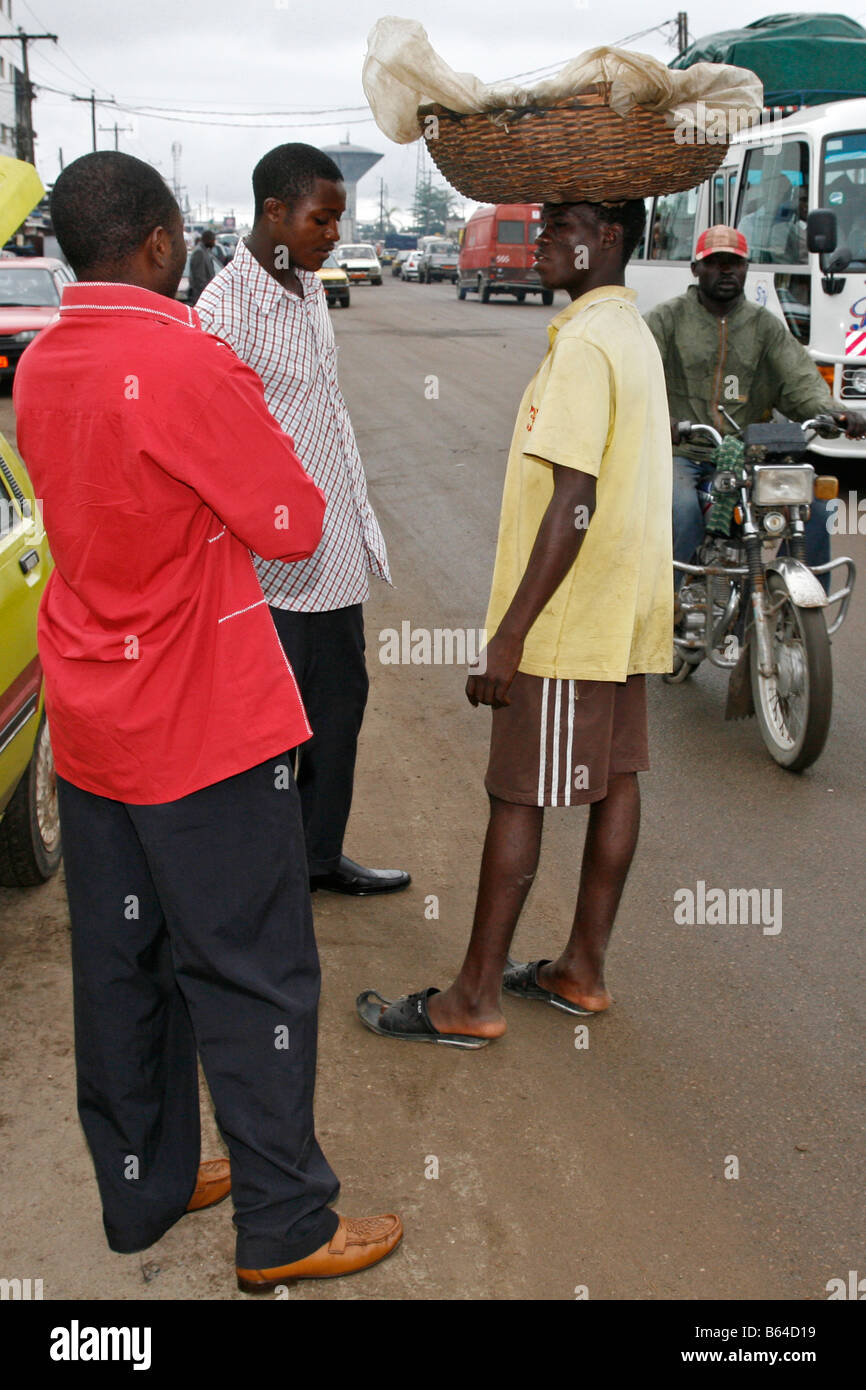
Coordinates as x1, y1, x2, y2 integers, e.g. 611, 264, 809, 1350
666, 416, 856, 772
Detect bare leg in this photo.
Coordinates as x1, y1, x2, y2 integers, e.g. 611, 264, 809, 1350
426, 796, 543, 1037
538, 771, 640, 1011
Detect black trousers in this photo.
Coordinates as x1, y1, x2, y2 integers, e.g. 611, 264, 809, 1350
270, 603, 369, 875
57, 755, 339, 1268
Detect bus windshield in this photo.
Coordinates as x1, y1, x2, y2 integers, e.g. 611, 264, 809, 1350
822, 132, 866, 267
735, 140, 809, 265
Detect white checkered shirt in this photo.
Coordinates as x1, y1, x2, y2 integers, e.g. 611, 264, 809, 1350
196, 239, 390, 611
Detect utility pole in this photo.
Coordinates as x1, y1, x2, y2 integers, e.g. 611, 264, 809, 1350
0, 26, 57, 162
71, 91, 98, 151
98, 121, 132, 151
676, 12, 689, 56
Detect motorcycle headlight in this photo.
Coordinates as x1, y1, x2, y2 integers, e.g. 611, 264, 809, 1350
752, 463, 814, 506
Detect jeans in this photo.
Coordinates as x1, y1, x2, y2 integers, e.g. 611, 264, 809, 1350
672, 453, 831, 592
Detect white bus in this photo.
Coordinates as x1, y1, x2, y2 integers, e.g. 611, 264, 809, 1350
627, 97, 866, 462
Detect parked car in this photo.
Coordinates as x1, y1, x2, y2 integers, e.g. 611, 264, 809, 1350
0, 434, 60, 885
336, 243, 382, 285
417, 240, 459, 283
457, 203, 552, 304
316, 253, 351, 308
0, 257, 75, 377
401, 250, 422, 282
392, 249, 411, 277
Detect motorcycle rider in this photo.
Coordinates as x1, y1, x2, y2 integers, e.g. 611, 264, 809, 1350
644, 225, 866, 593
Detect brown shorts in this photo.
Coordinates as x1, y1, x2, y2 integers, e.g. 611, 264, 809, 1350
485, 673, 649, 807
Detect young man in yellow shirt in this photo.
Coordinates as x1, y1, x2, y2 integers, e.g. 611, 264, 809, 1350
358, 198, 672, 1046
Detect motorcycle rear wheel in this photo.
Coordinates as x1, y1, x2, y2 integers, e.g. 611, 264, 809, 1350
750, 572, 832, 771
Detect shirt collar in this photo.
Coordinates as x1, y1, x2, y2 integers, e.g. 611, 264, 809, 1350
59, 281, 200, 328
233, 237, 318, 314
547, 284, 638, 345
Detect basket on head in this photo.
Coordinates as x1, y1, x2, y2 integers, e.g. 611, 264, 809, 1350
419, 84, 727, 205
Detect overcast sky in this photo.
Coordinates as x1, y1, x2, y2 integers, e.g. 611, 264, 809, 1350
14, 0, 866, 228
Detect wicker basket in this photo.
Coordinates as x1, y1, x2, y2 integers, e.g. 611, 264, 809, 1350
419, 84, 727, 204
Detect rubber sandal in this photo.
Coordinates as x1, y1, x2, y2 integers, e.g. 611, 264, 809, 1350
502, 959, 595, 1016
355, 987, 491, 1049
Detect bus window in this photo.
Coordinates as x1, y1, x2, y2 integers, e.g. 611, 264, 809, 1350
712, 173, 725, 225
736, 140, 809, 265
823, 131, 866, 268
649, 187, 699, 260
727, 170, 738, 223
773, 273, 811, 345
527, 221, 541, 244
497, 220, 525, 244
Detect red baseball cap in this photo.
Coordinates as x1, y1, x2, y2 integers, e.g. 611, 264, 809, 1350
694, 225, 749, 261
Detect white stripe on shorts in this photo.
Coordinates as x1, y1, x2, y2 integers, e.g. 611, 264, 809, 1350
538, 677, 550, 805
551, 679, 563, 805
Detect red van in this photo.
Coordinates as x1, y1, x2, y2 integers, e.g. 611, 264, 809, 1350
457, 203, 552, 305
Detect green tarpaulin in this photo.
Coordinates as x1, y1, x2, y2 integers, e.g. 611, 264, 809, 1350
671, 13, 866, 107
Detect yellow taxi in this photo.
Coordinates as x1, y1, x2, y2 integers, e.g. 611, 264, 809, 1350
316, 253, 351, 309
0, 434, 59, 883
0, 154, 61, 886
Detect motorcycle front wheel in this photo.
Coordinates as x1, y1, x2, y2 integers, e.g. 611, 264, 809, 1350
750, 572, 832, 771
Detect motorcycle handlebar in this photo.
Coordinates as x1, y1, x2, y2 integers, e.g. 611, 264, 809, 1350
678, 416, 843, 447
803, 415, 841, 439
676, 421, 723, 448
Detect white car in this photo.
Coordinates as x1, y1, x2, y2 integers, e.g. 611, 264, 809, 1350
401, 250, 422, 282
335, 243, 382, 285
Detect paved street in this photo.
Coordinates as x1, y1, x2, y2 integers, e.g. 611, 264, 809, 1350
2, 275, 865, 1301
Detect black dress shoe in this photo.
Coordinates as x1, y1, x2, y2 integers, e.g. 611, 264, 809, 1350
310, 855, 411, 896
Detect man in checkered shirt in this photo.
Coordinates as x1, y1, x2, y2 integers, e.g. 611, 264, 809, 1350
197, 145, 410, 896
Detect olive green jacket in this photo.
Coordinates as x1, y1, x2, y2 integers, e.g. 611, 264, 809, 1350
644, 285, 833, 462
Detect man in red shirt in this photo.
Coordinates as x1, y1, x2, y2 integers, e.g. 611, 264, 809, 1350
14, 152, 402, 1291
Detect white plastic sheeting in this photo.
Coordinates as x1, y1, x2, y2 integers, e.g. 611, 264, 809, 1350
363, 17, 764, 145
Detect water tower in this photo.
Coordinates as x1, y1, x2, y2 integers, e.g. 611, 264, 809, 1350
322, 137, 383, 242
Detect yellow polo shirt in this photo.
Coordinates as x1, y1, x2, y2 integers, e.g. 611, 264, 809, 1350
484, 285, 673, 681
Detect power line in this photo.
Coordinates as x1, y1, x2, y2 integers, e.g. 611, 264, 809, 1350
19, 0, 113, 97
99, 100, 377, 131
30, 79, 375, 130
499, 18, 682, 84
114, 100, 371, 116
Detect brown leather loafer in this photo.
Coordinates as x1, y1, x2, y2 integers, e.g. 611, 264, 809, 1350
236, 1213, 403, 1292
186, 1158, 231, 1212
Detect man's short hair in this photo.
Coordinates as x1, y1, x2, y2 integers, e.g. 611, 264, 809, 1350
252, 143, 344, 220
591, 199, 647, 266
51, 151, 180, 278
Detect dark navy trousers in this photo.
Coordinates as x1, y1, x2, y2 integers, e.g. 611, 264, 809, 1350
57, 755, 339, 1268
269, 603, 369, 875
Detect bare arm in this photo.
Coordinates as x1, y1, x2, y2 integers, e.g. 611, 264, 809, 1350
466, 462, 597, 707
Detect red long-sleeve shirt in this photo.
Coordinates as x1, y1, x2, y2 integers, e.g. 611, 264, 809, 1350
13, 281, 326, 803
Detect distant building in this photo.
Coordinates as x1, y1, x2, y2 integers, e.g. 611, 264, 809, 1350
0, 1, 21, 160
